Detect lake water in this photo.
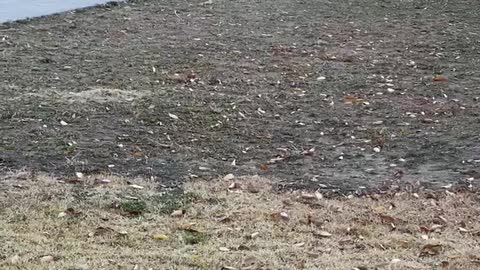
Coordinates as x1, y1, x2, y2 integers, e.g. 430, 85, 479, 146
0, 0, 116, 23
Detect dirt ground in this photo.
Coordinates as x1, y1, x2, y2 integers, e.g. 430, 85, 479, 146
1, 0, 480, 192
1, 172, 480, 270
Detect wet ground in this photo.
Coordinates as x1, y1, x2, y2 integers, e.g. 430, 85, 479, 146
1, 0, 479, 193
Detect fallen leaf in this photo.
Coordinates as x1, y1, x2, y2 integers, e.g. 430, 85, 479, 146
93, 226, 115, 236
390, 258, 401, 264
228, 182, 239, 189
246, 182, 260, 193
433, 75, 448, 82
282, 199, 293, 206
379, 214, 396, 225
171, 209, 184, 217
259, 164, 269, 171
267, 156, 284, 164
9, 255, 20, 264
314, 230, 332, 237
271, 212, 290, 221
168, 113, 179, 120
129, 184, 144, 190
420, 244, 443, 256
343, 95, 363, 105
280, 212, 289, 220
152, 234, 169, 241
300, 193, 316, 200
40, 255, 55, 263
223, 173, 235, 181
178, 223, 204, 233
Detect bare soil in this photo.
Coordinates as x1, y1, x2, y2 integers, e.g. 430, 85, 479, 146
1, 0, 480, 192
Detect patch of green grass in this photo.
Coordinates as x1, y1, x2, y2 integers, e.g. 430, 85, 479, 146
120, 200, 147, 216
63, 144, 77, 155
182, 231, 209, 245
153, 190, 201, 215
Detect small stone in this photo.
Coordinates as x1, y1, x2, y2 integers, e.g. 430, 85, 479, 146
60, 120, 68, 126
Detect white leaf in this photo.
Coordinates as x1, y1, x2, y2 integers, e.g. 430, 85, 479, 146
168, 113, 179, 120
170, 209, 184, 217
223, 174, 235, 181
129, 184, 144, 190
316, 230, 332, 237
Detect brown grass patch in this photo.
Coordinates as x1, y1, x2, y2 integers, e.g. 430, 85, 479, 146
1, 172, 480, 269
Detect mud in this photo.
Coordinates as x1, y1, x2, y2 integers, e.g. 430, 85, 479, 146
1, 0, 479, 193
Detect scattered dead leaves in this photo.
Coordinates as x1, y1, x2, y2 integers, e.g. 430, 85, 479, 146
420, 244, 443, 256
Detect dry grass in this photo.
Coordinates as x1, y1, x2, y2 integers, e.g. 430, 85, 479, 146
1, 172, 480, 270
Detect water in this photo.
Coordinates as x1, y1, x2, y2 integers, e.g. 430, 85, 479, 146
0, 0, 116, 23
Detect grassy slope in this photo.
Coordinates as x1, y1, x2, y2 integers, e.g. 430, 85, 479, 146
1, 172, 480, 270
